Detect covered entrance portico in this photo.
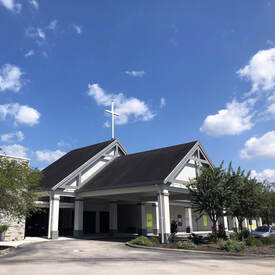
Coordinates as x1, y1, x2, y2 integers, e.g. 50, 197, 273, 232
45, 185, 202, 243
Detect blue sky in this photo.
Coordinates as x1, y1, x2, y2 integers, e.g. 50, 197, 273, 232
0, 0, 275, 182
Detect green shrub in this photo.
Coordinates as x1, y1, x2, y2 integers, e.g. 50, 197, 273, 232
208, 232, 218, 243
245, 236, 262, 247
218, 239, 245, 252
259, 237, 275, 245
130, 236, 153, 246
177, 241, 196, 249
189, 233, 203, 244
0, 225, 8, 233
150, 236, 160, 244
229, 232, 238, 241
238, 229, 250, 240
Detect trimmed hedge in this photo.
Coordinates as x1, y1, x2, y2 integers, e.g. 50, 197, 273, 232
177, 241, 197, 250
129, 236, 153, 246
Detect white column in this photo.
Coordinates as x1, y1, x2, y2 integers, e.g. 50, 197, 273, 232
96, 211, 100, 233
47, 195, 53, 239
223, 216, 229, 232
137, 203, 147, 236
243, 218, 248, 229
74, 199, 84, 237
258, 217, 263, 227
49, 194, 60, 239
233, 217, 239, 231
185, 207, 193, 233
158, 190, 170, 243
153, 202, 159, 235
109, 202, 118, 235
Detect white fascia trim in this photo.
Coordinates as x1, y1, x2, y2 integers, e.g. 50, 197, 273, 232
163, 141, 199, 184
52, 139, 127, 191
163, 141, 215, 184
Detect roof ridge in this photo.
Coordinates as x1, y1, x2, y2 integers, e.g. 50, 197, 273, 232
125, 140, 198, 157
69, 139, 114, 153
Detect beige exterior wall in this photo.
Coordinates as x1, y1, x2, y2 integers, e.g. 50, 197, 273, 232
0, 214, 25, 241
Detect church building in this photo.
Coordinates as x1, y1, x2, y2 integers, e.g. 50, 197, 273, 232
25, 138, 236, 243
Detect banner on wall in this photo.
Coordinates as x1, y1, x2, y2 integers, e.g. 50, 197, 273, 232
203, 215, 207, 227
147, 213, 152, 227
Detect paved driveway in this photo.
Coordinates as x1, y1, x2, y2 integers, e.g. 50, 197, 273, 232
0, 239, 275, 275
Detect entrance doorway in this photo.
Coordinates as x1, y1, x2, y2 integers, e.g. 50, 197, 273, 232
83, 211, 96, 234
100, 211, 109, 233
25, 209, 49, 237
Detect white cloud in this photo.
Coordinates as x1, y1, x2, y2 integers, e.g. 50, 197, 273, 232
240, 131, 275, 159
1, 131, 24, 143
200, 100, 254, 136
0, 64, 23, 92
0, 144, 28, 158
57, 140, 71, 147
125, 70, 145, 78
35, 149, 65, 163
160, 97, 166, 108
47, 19, 58, 31
72, 24, 82, 35
25, 50, 34, 57
237, 48, 275, 93
251, 169, 275, 183
25, 27, 46, 40
88, 83, 155, 125
0, 103, 40, 126
29, 0, 38, 9
0, 0, 21, 13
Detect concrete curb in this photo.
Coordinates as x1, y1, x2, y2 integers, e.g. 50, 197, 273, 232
0, 246, 15, 256
126, 242, 275, 258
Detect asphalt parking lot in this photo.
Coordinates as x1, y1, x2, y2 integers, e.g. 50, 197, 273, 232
0, 238, 275, 275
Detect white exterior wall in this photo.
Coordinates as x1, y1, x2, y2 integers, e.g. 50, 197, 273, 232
175, 164, 196, 182
80, 149, 116, 183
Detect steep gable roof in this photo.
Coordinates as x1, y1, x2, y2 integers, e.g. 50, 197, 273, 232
78, 141, 197, 192
40, 140, 114, 191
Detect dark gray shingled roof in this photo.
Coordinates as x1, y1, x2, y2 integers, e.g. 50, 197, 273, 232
78, 141, 197, 192
40, 140, 114, 191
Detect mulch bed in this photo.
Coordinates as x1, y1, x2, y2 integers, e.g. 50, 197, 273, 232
150, 242, 275, 255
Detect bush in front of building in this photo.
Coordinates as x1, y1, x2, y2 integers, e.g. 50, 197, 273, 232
230, 229, 250, 241
130, 236, 153, 246
259, 237, 275, 245
218, 239, 245, 252
0, 225, 8, 233
245, 237, 263, 247
188, 233, 204, 244
177, 241, 196, 250
149, 236, 160, 244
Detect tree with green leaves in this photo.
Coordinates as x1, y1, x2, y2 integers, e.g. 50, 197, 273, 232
0, 154, 42, 222
187, 162, 230, 239
259, 184, 275, 225
225, 165, 263, 231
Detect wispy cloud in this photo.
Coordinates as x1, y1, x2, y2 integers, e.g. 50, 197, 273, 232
160, 97, 166, 108
0, 64, 23, 92
125, 70, 145, 78
88, 83, 155, 125
0, 144, 28, 158
26, 27, 46, 40
29, 0, 38, 10
24, 49, 34, 57
47, 19, 58, 31
35, 149, 65, 163
0, 0, 21, 13
72, 24, 82, 35
251, 169, 275, 183
1, 131, 24, 143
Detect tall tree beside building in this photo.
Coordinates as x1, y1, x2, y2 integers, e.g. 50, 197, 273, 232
225, 166, 263, 231
187, 163, 230, 239
0, 155, 42, 222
